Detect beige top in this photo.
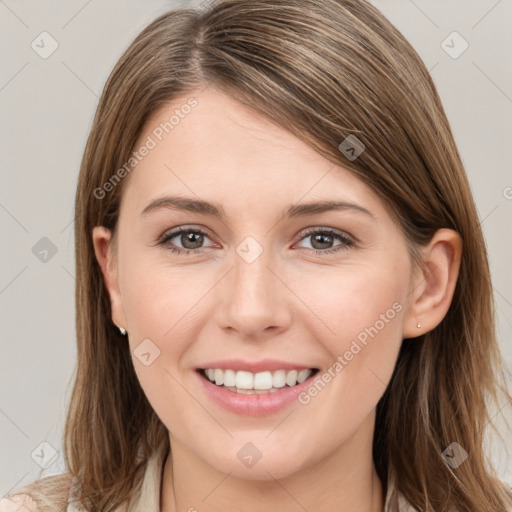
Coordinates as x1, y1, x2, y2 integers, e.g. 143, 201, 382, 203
0, 443, 439, 512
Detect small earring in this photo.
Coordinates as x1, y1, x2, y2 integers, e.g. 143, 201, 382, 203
118, 326, 127, 336
416, 323, 421, 329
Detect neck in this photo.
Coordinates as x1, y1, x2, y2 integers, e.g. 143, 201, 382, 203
160, 416, 384, 512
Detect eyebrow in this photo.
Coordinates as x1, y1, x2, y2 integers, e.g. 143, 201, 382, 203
140, 195, 374, 219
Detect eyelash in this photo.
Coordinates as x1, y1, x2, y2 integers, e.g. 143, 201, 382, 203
158, 226, 355, 256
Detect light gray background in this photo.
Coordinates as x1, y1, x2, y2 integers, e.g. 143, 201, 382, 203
1, 0, 511, 496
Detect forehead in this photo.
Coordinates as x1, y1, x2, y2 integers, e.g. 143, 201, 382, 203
137, 86, 327, 169
122, 87, 383, 218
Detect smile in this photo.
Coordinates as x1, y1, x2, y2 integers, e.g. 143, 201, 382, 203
194, 364, 320, 416
199, 368, 319, 394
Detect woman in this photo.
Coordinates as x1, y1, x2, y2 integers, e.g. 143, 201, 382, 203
2, 0, 511, 511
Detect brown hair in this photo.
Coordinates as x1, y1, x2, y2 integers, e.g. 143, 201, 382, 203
7, 1, 511, 510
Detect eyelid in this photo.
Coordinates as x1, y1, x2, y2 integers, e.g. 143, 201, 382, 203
156, 225, 218, 249
294, 226, 354, 243
292, 227, 355, 253
157, 224, 216, 244
158, 225, 356, 255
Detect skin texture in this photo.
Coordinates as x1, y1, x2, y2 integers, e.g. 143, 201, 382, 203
92, 86, 462, 512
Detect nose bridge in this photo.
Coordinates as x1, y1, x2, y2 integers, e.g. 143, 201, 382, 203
216, 235, 291, 336
235, 245, 276, 303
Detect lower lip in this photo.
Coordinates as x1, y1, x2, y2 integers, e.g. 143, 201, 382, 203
195, 370, 318, 416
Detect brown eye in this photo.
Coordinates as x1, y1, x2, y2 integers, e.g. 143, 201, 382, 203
176, 230, 205, 250
159, 227, 214, 255
309, 232, 335, 250
295, 228, 354, 254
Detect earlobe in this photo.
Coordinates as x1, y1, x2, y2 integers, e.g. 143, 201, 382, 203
91, 226, 127, 330
403, 228, 462, 338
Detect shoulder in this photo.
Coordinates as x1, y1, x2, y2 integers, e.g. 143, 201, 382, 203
0, 473, 76, 512
0, 494, 40, 512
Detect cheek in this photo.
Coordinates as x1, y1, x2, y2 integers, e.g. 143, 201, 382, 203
297, 260, 406, 345
120, 257, 213, 432
293, 261, 407, 419
119, 250, 212, 348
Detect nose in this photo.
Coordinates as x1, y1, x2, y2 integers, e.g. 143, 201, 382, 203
215, 244, 292, 340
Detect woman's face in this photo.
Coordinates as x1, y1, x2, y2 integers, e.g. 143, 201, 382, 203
94, 86, 419, 480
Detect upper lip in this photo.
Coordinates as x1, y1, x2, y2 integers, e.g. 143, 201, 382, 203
197, 359, 317, 373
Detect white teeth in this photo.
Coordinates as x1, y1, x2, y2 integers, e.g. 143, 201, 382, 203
272, 370, 286, 388
202, 368, 315, 391
214, 369, 224, 386
297, 369, 311, 384
285, 369, 298, 387
236, 370, 254, 389
223, 369, 236, 387
235, 387, 280, 394
253, 371, 273, 390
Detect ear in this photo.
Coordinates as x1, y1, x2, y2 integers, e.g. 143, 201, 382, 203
92, 226, 127, 331
403, 228, 462, 338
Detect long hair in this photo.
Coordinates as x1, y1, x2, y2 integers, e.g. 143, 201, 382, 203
8, 1, 511, 510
